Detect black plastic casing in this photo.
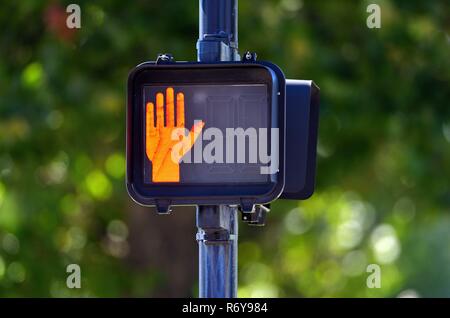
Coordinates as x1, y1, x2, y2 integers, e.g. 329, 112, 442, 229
280, 80, 320, 200
126, 61, 286, 212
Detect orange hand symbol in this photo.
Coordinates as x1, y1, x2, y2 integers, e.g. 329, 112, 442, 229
146, 88, 205, 183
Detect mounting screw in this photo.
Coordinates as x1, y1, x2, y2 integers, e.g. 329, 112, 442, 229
156, 53, 174, 64
243, 51, 257, 62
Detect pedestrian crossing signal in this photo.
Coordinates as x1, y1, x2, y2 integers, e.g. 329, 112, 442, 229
127, 60, 319, 213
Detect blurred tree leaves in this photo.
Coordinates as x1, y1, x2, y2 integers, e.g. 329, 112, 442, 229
0, 0, 449, 297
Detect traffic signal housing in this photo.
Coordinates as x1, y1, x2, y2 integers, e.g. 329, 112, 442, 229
126, 59, 319, 213
127, 60, 286, 213
280, 80, 320, 200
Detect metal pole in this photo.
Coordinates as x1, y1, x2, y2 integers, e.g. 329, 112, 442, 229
196, 0, 240, 298
196, 205, 238, 298
197, 0, 240, 62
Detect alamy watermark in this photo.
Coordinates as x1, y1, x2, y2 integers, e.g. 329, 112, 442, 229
66, 264, 81, 289
170, 124, 280, 175
66, 4, 81, 29
366, 264, 381, 289
366, 4, 381, 29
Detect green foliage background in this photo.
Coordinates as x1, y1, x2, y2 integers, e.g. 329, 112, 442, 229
0, 0, 449, 297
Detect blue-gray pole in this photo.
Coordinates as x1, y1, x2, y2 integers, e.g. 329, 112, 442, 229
196, 0, 240, 298
197, 0, 239, 62
196, 205, 238, 298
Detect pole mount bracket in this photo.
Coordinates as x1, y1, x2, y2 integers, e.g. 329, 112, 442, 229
242, 51, 257, 62
156, 53, 175, 64
241, 204, 270, 226
155, 199, 172, 214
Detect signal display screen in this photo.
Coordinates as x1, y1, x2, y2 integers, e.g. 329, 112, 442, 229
142, 84, 274, 185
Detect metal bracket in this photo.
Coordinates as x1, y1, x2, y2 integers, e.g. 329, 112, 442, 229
155, 199, 172, 214
156, 53, 175, 64
239, 199, 255, 213
241, 204, 270, 226
196, 205, 237, 245
242, 51, 257, 62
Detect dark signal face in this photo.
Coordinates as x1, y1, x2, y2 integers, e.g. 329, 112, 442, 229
127, 62, 285, 208
143, 84, 271, 185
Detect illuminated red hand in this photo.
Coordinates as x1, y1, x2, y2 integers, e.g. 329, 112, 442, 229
146, 88, 204, 182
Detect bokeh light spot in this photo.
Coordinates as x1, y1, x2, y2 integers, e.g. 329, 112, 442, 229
107, 220, 129, 243
2, 233, 20, 254
105, 153, 126, 179
85, 170, 112, 200
22, 62, 44, 88
371, 224, 401, 264
7, 262, 26, 283
284, 207, 311, 235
